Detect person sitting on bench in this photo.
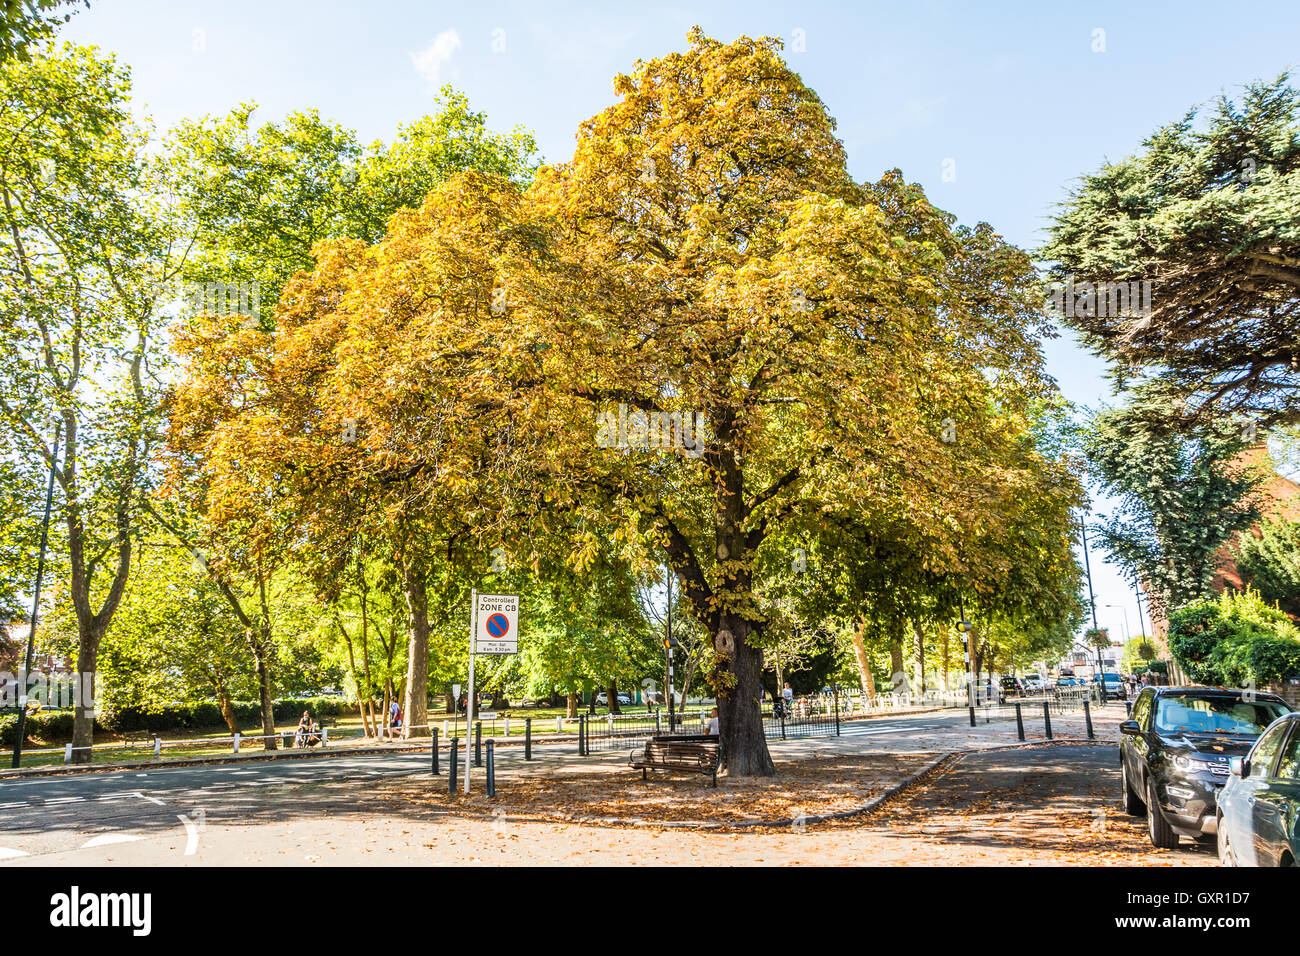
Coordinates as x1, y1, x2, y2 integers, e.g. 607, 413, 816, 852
294, 710, 313, 748
705, 707, 719, 735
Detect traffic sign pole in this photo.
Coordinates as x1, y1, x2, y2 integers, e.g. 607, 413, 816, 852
464, 588, 477, 794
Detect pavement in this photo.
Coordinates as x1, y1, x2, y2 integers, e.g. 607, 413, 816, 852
0, 698, 1195, 866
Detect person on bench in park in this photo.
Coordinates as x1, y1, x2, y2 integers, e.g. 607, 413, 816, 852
295, 710, 313, 748
705, 708, 719, 736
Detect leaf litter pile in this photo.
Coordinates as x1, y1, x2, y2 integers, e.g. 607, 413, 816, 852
375, 752, 937, 829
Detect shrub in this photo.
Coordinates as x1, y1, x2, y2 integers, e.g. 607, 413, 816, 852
96, 696, 352, 735
1168, 589, 1300, 687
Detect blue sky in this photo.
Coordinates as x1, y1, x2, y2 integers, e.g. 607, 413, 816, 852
60, 0, 1300, 652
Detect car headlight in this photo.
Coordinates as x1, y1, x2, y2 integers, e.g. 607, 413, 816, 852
1173, 755, 1216, 774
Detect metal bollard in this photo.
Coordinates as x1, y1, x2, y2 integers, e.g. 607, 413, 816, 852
1043, 701, 1053, 740
486, 740, 496, 797
504, 716, 510, 737
64, 743, 72, 764
233, 732, 241, 754
1084, 700, 1095, 739
322, 727, 329, 747
431, 728, 440, 775
474, 721, 483, 767
153, 737, 161, 757
1015, 702, 1025, 741
655, 710, 662, 734
449, 738, 459, 793
525, 718, 532, 761
555, 715, 563, 733
968, 705, 976, 728
578, 716, 586, 756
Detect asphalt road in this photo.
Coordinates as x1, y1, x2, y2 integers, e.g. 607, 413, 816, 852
0, 706, 1090, 864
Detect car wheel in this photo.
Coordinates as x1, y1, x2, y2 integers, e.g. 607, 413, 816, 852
1217, 817, 1236, 866
1146, 781, 1180, 849
1121, 762, 1144, 816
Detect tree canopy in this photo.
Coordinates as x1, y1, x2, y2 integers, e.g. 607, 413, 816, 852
1043, 76, 1300, 428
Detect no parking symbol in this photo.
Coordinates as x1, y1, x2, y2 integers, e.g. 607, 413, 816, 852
475, 594, 519, 654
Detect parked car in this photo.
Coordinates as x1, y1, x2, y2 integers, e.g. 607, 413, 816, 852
1092, 672, 1127, 700
1022, 673, 1046, 693
1056, 676, 1080, 688
1000, 675, 1023, 697
1120, 686, 1293, 848
1216, 712, 1300, 866
594, 691, 633, 707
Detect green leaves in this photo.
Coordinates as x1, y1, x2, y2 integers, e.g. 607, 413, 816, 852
1042, 74, 1300, 427
1084, 390, 1261, 613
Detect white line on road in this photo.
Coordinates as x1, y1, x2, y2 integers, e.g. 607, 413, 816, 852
81, 833, 143, 848
0, 847, 30, 860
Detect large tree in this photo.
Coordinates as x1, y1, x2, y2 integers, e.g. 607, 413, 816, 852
1084, 391, 1263, 621
226, 32, 1080, 776
0, 45, 183, 760
1043, 76, 1300, 427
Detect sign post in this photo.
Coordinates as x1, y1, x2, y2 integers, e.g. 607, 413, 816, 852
464, 591, 519, 794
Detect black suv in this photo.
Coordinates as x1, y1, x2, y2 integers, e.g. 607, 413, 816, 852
1120, 686, 1293, 848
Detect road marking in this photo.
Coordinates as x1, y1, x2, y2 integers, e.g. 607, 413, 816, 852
81, 833, 143, 847
0, 847, 30, 860
178, 814, 203, 856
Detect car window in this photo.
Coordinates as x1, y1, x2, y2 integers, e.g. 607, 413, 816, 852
1133, 691, 1153, 729
1250, 723, 1289, 778
1153, 695, 1290, 735
1275, 723, 1300, 781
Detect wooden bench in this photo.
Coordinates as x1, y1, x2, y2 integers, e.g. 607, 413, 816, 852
122, 730, 154, 750
629, 734, 720, 787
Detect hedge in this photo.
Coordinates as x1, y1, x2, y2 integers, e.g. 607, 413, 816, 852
0, 697, 354, 743
1169, 589, 1300, 687
0, 709, 75, 747
100, 697, 351, 735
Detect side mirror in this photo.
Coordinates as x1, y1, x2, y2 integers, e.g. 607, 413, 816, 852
1119, 720, 1142, 736
1229, 757, 1244, 777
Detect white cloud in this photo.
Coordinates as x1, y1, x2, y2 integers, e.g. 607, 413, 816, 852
410, 29, 461, 92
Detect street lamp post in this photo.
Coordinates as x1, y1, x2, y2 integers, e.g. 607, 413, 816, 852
11, 421, 62, 770
664, 565, 676, 732
1079, 517, 1105, 707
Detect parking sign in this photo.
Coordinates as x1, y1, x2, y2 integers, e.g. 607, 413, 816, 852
475, 593, 519, 654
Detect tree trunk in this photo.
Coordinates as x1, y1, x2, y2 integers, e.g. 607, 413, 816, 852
566, 691, 578, 719
679, 654, 698, 714
912, 618, 927, 696
607, 681, 621, 714
215, 679, 240, 734
716, 615, 774, 776
254, 647, 277, 750
402, 563, 430, 737
69, 625, 103, 764
852, 620, 874, 699
888, 637, 908, 699
356, 556, 377, 738
942, 626, 950, 693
